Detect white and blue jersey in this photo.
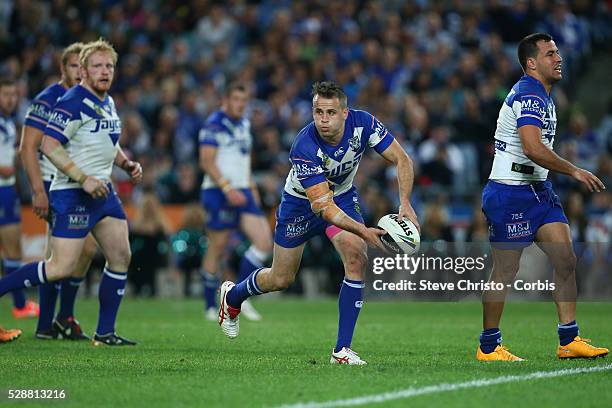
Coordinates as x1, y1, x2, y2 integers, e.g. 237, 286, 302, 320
275, 109, 394, 248
44, 85, 125, 238
0, 113, 20, 225
483, 75, 567, 247
490, 74, 557, 182
199, 110, 262, 230
199, 111, 252, 190
23, 83, 67, 184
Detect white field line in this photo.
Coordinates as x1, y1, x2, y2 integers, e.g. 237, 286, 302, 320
276, 363, 612, 408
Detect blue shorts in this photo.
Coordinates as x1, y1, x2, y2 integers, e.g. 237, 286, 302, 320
201, 188, 264, 230
0, 185, 20, 226
50, 184, 126, 238
482, 180, 568, 248
274, 187, 364, 248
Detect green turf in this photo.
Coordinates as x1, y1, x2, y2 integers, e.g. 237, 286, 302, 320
1, 298, 610, 407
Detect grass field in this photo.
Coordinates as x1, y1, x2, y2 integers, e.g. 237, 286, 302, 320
1, 298, 610, 407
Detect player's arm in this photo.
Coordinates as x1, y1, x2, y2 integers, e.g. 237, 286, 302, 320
40, 135, 109, 198
519, 125, 605, 192
0, 165, 14, 178
305, 181, 385, 250
199, 144, 246, 206
378, 139, 420, 231
19, 125, 48, 218
114, 147, 142, 184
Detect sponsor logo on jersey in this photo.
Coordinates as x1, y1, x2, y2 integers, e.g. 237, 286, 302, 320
48, 111, 71, 129
506, 220, 531, 239
68, 213, 90, 229
91, 118, 121, 133
27, 103, 50, 120
520, 96, 546, 117
325, 152, 363, 178
495, 139, 507, 151
293, 162, 323, 178
333, 147, 345, 157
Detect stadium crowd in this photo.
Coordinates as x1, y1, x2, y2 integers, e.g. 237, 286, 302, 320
1, 0, 610, 296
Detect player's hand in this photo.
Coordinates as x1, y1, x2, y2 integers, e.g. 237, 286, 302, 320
225, 188, 247, 207
361, 227, 388, 252
125, 160, 143, 184
32, 190, 49, 219
572, 168, 606, 193
398, 203, 421, 233
82, 176, 109, 199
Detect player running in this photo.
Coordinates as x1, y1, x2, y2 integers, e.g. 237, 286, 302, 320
0, 78, 39, 320
20, 42, 97, 340
199, 83, 272, 321
218, 81, 420, 364
477, 33, 608, 361
0, 39, 142, 346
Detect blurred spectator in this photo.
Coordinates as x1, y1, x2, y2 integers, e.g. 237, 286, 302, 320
172, 204, 207, 297
128, 192, 170, 296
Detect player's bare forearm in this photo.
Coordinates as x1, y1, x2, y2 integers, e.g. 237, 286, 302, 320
40, 135, 87, 184
380, 140, 415, 203
114, 147, 129, 170
19, 125, 46, 194
200, 145, 230, 192
305, 182, 366, 237
519, 125, 578, 176
0, 166, 14, 178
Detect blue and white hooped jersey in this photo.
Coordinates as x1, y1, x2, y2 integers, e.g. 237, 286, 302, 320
199, 110, 252, 190
23, 83, 67, 182
489, 75, 557, 182
0, 114, 17, 187
44, 85, 121, 191
284, 109, 394, 199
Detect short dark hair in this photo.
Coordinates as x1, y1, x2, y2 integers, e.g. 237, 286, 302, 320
518, 33, 553, 72
311, 81, 348, 108
225, 82, 247, 97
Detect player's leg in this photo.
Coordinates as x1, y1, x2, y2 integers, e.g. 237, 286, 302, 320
219, 242, 305, 338
201, 228, 231, 318
536, 222, 608, 358
90, 216, 135, 345
478, 247, 524, 360
328, 228, 368, 365
36, 226, 61, 338
237, 212, 273, 320
53, 233, 97, 340
0, 235, 87, 298
0, 222, 39, 318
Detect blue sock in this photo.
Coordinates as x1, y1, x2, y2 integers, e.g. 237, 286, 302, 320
201, 270, 219, 310
96, 268, 127, 336
0, 261, 47, 297
237, 246, 267, 283
226, 268, 264, 308
3, 259, 26, 309
57, 277, 83, 320
558, 320, 579, 346
37, 282, 60, 332
334, 279, 364, 353
479, 328, 502, 353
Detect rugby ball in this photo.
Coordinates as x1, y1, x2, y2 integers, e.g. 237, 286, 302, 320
377, 214, 420, 255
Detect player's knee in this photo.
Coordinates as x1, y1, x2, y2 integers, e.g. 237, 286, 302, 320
45, 259, 74, 281
342, 240, 368, 272
110, 245, 132, 271
82, 239, 98, 261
